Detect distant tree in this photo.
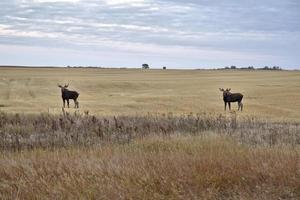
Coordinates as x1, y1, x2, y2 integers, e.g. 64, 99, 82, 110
225, 66, 230, 70
263, 66, 270, 70
230, 65, 237, 69
272, 66, 281, 70
163, 66, 167, 70
142, 64, 149, 69
248, 66, 254, 70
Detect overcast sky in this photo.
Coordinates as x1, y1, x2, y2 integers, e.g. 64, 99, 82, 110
0, 0, 299, 69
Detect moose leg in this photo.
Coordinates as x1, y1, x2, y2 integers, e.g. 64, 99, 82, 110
238, 101, 243, 111
228, 102, 231, 110
63, 99, 65, 108
74, 99, 79, 108
67, 99, 70, 108
224, 102, 227, 111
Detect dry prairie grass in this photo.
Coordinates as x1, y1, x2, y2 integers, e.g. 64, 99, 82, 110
0, 67, 299, 199
0, 112, 299, 151
0, 67, 299, 121
0, 112, 299, 198
0, 135, 299, 199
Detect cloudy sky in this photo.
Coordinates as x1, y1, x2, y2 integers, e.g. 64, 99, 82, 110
0, 0, 299, 69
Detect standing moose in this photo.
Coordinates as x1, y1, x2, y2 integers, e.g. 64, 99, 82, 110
219, 88, 243, 111
58, 84, 79, 108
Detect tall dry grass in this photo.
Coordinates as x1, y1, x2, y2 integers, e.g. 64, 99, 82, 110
0, 111, 299, 151
0, 135, 299, 199
0, 112, 300, 199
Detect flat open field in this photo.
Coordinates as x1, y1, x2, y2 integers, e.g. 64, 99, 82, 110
0, 67, 299, 121
0, 67, 300, 199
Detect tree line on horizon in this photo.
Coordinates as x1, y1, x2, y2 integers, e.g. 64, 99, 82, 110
64, 64, 283, 70
217, 65, 282, 70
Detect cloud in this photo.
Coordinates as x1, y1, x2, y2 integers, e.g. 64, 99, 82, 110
0, 0, 299, 68
23, 0, 80, 3
103, 0, 145, 5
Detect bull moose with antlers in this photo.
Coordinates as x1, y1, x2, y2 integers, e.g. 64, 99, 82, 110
58, 84, 79, 108
219, 88, 243, 111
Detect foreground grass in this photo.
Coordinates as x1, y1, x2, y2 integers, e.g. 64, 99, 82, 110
0, 112, 299, 150
0, 112, 299, 199
0, 135, 299, 199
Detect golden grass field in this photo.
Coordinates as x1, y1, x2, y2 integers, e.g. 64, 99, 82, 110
0, 67, 299, 121
0, 67, 300, 199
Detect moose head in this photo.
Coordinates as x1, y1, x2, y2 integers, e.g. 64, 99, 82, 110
58, 84, 69, 91
219, 88, 231, 98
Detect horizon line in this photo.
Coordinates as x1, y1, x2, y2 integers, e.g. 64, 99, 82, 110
0, 65, 299, 71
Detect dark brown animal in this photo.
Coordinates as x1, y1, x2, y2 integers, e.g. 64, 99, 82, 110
219, 88, 243, 111
58, 84, 79, 108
